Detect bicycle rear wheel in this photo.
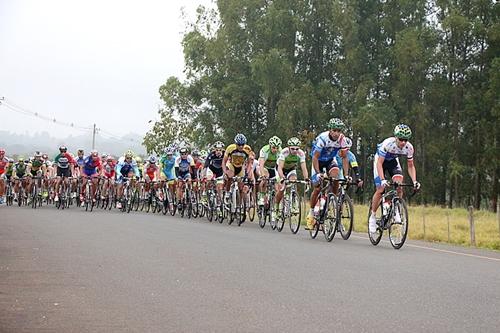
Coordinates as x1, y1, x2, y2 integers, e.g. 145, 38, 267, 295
338, 195, 354, 240
389, 199, 409, 249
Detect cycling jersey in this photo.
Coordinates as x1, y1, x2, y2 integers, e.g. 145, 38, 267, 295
277, 148, 306, 170
160, 155, 176, 180
0, 157, 8, 174
75, 156, 85, 168
54, 153, 75, 169
145, 162, 159, 180
225, 144, 253, 168
5, 163, 14, 177
204, 151, 224, 178
30, 158, 44, 169
13, 163, 28, 178
115, 157, 140, 178
82, 156, 102, 176
373, 137, 414, 187
259, 145, 281, 169
175, 155, 194, 178
204, 151, 224, 170
376, 137, 414, 161
335, 150, 360, 179
102, 161, 116, 178
311, 132, 352, 161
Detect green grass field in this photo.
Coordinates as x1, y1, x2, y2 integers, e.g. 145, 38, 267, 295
350, 204, 500, 250
296, 198, 500, 250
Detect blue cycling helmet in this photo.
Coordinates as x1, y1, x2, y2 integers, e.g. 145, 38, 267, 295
234, 133, 247, 145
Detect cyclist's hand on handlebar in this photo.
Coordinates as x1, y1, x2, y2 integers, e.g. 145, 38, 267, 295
413, 181, 421, 191
356, 178, 364, 187
311, 174, 322, 183
381, 179, 389, 187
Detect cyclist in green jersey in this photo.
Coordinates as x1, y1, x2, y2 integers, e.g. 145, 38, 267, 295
12, 157, 30, 201
257, 136, 282, 206
275, 137, 309, 212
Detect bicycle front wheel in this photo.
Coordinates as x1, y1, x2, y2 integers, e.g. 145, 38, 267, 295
288, 192, 302, 234
388, 199, 409, 249
338, 195, 354, 240
324, 194, 337, 242
368, 201, 383, 246
309, 219, 319, 239
247, 190, 256, 222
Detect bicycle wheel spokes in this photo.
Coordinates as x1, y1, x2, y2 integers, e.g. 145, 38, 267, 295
338, 195, 354, 240
323, 194, 337, 242
288, 192, 301, 234
388, 200, 409, 249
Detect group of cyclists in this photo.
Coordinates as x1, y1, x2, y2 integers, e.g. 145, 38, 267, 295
0, 118, 420, 237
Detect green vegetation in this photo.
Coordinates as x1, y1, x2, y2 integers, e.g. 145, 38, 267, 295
145, 0, 499, 211
351, 204, 500, 250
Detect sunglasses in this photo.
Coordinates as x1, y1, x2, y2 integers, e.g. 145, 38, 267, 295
398, 138, 408, 142
290, 147, 299, 151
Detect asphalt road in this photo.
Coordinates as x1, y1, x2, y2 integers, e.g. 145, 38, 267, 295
1, 206, 499, 333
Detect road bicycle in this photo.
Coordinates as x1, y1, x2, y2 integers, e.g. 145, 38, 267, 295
225, 176, 246, 226
368, 182, 416, 249
257, 176, 278, 230
331, 178, 358, 240
308, 173, 338, 242
276, 179, 309, 234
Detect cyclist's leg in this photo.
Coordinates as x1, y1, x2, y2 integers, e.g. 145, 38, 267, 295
258, 168, 269, 205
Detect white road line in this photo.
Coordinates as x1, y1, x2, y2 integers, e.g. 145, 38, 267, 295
351, 235, 500, 262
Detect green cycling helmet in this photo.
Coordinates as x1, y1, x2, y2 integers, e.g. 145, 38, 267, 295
268, 136, 282, 148
328, 118, 345, 130
287, 137, 301, 147
394, 124, 412, 139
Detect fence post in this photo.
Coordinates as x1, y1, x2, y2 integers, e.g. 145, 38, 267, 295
447, 210, 450, 243
468, 206, 476, 247
422, 207, 426, 240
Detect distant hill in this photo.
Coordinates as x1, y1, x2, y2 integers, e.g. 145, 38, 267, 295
0, 130, 147, 159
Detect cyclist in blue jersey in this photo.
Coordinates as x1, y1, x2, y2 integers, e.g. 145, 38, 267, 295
335, 149, 363, 187
175, 147, 195, 207
115, 150, 140, 209
306, 118, 352, 230
160, 147, 177, 202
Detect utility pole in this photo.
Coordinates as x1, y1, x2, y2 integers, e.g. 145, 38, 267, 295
92, 123, 96, 150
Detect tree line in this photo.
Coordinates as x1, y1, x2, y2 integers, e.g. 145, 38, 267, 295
144, 0, 499, 211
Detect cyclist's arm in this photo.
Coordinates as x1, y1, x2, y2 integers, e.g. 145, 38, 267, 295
300, 160, 309, 179
407, 159, 416, 183
376, 155, 385, 182
312, 151, 320, 174
222, 154, 229, 175
277, 159, 285, 179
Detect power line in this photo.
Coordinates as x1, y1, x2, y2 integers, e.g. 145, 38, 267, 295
0, 97, 142, 144
0, 98, 93, 131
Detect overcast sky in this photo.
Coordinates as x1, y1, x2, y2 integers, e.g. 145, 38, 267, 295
0, 0, 212, 140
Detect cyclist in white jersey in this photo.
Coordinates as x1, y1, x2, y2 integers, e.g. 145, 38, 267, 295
368, 124, 421, 233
